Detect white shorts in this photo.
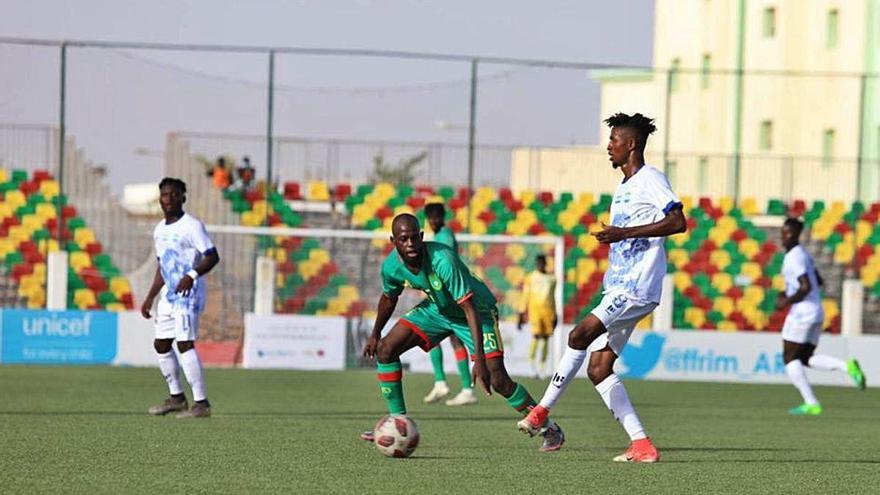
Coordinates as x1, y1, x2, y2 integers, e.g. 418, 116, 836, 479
588, 291, 657, 356
154, 312, 200, 342
781, 318, 822, 346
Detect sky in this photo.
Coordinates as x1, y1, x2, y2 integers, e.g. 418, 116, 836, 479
0, 0, 655, 191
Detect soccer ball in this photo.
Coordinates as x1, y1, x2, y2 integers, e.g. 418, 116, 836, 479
373, 415, 420, 458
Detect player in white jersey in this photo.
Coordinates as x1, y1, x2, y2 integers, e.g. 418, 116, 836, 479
777, 217, 865, 416
141, 178, 220, 419
517, 113, 686, 462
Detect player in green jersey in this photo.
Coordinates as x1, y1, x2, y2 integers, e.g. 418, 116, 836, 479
360, 214, 564, 452
422, 203, 477, 406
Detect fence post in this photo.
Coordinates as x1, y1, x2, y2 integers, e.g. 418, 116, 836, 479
57, 41, 67, 249
841, 279, 863, 336
265, 49, 275, 224
47, 251, 68, 310
654, 274, 674, 331
465, 59, 478, 233
254, 255, 276, 315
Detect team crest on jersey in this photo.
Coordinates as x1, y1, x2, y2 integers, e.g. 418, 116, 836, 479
428, 273, 443, 291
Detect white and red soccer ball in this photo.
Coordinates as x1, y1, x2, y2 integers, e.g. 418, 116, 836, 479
373, 415, 420, 458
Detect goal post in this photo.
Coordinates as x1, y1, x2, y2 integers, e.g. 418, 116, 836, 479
204, 224, 566, 371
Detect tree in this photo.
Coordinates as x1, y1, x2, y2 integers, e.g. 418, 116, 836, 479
368, 150, 428, 185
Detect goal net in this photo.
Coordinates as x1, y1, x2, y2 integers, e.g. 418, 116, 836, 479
201, 224, 565, 375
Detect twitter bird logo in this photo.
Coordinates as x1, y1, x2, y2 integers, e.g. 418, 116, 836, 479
619, 333, 666, 379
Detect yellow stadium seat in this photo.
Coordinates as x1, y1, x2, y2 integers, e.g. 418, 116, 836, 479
39, 180, 60, 199
710, 250, 731, 270
467, 243, 485, 259
578, 233, 600, 254
717, 320, 738, 331
636, 313, 652, 330
73, 227, 96, 247
5, 190, 26, 208
576, 192, 594, 207
35, 203, 57, 219
834, 242, 854, 265
0, 168, 7, 183
105, 303, 126, 312
743, 285, 765, 304
739, 239, 760, 260
718, 197, 735, 214
37, 238, 60, 254
740, 197, 759, 216
307, 181, 330, 201
772, 274, 786, 291
673, 271, 692, 292
69, 251, 92, 272
684, 307, 706, 328
505, 244, 526, 264
74, 288, 97, 308
713, 296, 734, 317
711, 273, 733, 293
109, 277, 131, 298
21, 214, 44, 231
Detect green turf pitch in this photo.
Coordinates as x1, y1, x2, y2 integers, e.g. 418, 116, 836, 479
0, 366, 877, 494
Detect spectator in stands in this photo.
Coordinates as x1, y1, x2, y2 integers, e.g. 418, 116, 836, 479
230, 156, 256, 193
211, 157, 231, 190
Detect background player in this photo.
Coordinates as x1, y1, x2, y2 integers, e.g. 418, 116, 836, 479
518, 113, 686, 462
142, 178, 220, 419
517, 254, 557, 379
361, 214, 564, 452
777, 217, 866, 415
422, 203, 477, 406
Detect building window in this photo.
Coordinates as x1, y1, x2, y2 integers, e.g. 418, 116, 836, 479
822, 128, 835, 167
760, 120, 773, 151
827, 9, 839, 48
698, 157, 708, 190
762, 7, 776, 38
701, 54, 711, 89
669, 58, 681, 92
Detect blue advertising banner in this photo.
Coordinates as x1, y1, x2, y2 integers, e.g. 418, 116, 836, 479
1, 310, 118, 364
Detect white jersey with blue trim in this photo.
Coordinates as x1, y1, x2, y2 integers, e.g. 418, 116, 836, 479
153, 213, 215, 314
602, 164, 681, 304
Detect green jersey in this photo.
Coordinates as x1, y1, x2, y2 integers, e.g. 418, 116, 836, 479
433, 225, 458, 254
381, 242, 496, 320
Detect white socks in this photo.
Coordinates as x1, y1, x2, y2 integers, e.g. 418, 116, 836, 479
179, 348, 208, 402
156, 351, 183, 396
596, 374, 647, 441
538, 346, 587, 409
785, 360, 818, 405
807, 354, 846, 372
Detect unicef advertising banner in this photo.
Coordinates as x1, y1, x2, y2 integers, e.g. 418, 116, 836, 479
242, 313, 346, 370
1, 310, 118, 364
618, 331, 880, 387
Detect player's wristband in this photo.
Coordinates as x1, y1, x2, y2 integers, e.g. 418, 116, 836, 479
186, 269, 199, 281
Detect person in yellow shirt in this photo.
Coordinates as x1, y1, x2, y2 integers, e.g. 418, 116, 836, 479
518, 254, 557, 379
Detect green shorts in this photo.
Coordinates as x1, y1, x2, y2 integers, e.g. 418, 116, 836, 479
398, 301, 504, 360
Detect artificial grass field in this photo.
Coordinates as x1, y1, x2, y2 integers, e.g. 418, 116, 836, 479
0, 366, 876, 494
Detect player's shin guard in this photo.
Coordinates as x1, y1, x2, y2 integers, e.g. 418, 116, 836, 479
428, 347, 446, 383
377, 361, 406, 415
454, 348, 472, 389
595, 374, 646, 441
178, 348, 207, 402
538, 345, 587, 409
505, 383, 545, 424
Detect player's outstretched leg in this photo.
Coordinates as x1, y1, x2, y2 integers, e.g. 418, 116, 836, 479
149, 338, 188, 416
446, 337, 477, 406
424, 346, 450, 403
588, 348, 659, 463
807, 352, 866, 390
487, 358, 564, 452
